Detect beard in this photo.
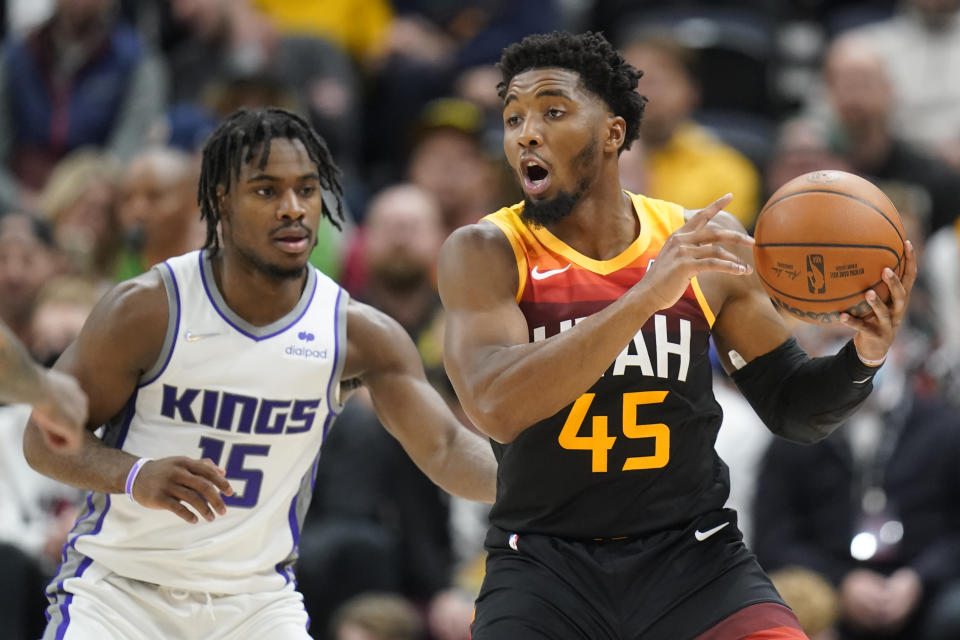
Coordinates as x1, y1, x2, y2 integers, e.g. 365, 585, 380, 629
519, 136, 598, 228
521, 189, 583, 227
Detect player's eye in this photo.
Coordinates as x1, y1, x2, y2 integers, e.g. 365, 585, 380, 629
505, 114, 521, 127
547, 108, 564, 119
299, 186, 317, 197
256, 187, 274, 197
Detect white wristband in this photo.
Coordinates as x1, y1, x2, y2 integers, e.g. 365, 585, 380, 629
857, 352, 887, 367
125, 457, 152, 504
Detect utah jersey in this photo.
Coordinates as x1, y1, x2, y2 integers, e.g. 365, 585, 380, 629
484, 192, 727, 539
52, 250, 347, 594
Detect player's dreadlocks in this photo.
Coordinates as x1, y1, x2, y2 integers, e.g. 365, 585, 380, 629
197, 107, 345, 252
497, 31, 645, 154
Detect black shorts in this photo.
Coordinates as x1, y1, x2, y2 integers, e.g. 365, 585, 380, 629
471, 509, 791, 640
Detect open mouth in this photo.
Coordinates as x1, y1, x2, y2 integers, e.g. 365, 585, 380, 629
522, 159, 551, 196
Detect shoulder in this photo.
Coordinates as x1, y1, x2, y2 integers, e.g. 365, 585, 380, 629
439, 220, 520, 305
59, 269, 170, 383
85, 270, 169, 353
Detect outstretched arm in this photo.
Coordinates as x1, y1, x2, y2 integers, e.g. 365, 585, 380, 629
22, 271, 233, 523
0, 320, 87, 452
342, 300, 497, 503
439, 195, 754, 443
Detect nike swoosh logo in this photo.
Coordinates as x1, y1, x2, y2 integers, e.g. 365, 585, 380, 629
853, 376, 872, 384
184, 330, 220, 343
531, 264, 572, 280
694, 522, 730, 542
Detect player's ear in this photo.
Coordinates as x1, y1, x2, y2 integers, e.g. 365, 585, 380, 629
606, 115, 626, 153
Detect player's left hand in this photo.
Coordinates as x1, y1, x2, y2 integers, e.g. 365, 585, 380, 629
841, 240, 917, 364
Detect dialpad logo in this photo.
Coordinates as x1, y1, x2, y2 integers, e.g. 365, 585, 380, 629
298, 331, 315, 342
806, 254, 826, 294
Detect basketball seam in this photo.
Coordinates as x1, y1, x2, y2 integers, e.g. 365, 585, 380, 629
758, 189, 904, 247
757, 274, 889, 304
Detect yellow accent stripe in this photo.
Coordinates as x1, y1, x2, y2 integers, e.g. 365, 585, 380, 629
484, 216, 528, 302
526, 192, 653, 275
690, 276, 716, 327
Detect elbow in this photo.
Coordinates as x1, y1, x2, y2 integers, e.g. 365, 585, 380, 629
22, 421, 50, 473
466, 398, 522, 444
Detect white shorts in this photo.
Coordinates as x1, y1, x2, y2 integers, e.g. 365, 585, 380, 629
44, 561, 311, 640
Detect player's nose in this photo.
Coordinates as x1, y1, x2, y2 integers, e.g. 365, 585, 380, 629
276, 188, 306, 219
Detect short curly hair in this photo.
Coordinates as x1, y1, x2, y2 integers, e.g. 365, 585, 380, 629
497, 31, 646, 153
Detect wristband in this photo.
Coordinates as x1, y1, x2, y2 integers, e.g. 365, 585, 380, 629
125, 457, 152, 504
856, 351, 887, 367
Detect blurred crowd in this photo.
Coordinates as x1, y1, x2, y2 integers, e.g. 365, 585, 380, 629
1, 1, 960, 639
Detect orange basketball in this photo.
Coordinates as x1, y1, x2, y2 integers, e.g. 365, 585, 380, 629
753, 170, 906, 325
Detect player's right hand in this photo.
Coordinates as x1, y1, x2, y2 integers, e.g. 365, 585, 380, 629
131, 457, 234, 524
30, 369, 89, 453
641, 193, 754, 310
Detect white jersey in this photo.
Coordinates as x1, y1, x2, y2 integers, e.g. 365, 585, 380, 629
54, 250, 347, 595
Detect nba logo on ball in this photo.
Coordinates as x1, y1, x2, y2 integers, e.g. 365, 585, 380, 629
753, 170, 907, 324
806, 254, 825, 294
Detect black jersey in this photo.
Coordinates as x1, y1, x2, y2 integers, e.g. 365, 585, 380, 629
483, 192, 729, 538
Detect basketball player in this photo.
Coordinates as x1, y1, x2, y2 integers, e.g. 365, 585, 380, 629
23, 108, 497, 640
438, 32, 917, 640
0, 318, 86, 451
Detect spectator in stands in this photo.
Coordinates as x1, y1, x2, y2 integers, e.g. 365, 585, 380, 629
754, 329, 960, 640
407, 98, 500, 235
0, 0, 167, 211
113, 147, 205, 280
852, 0, 960, 169
820, 33, 960, 233
39, 149, 121, 286
621, 34, 762, 228
167, 0, 362, 178
0, 213, 60, 344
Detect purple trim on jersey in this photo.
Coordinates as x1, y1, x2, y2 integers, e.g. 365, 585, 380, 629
325, 288, 344, 414
140, 262, 181, 386
310, 448, 322, 488
54, 555, 92, 640
198, 251, 319, 341
53, 495, 111, 640
112, 389, 140, 451
321, 413, 334, 441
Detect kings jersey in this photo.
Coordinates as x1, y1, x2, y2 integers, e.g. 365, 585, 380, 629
483, 192, 728, 539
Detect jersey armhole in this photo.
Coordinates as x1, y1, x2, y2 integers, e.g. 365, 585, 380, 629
326, 287, 349, 416
139, 262, 180, 386
484, 216, 528, 302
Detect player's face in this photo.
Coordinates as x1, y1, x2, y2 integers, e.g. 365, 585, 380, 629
502, 68, 609, 225
220, 138, 322, 280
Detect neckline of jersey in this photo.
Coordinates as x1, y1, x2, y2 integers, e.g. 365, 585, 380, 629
526, 191, 652, 276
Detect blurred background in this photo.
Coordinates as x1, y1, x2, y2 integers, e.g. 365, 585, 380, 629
1, 1, 959, 639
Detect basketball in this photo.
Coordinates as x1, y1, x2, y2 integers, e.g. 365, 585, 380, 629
752, 170, 906, 325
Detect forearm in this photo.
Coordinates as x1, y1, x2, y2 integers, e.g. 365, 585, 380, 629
23, 422, 136, 494
732, 338, 877, 443
454, 286, 661, 441
428, 425, 497, 503
0, 323, 48, 406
